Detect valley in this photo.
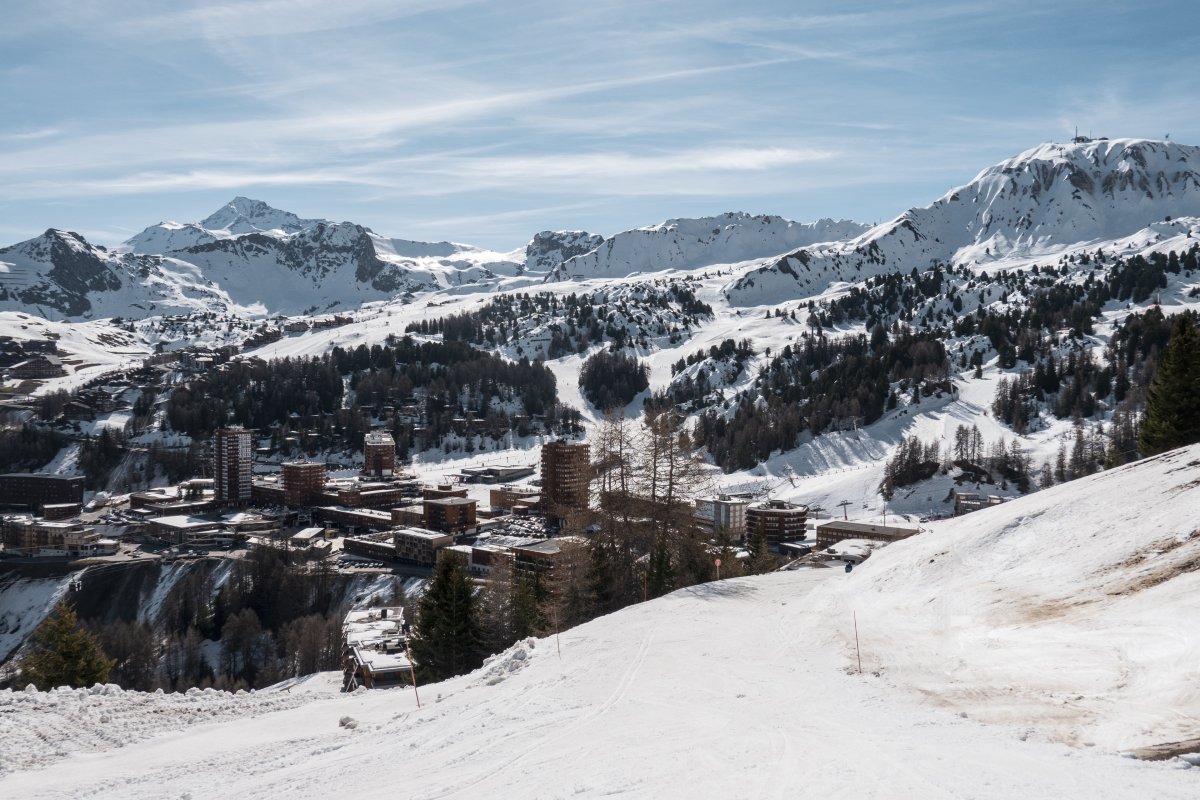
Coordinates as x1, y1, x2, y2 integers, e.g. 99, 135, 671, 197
1, 136, 1199, 793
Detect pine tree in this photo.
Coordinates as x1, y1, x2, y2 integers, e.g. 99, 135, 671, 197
646, 537, 675, 598
19, 600, 114, 690
1140, 313, 1200, 456
411, 555, 484, 681
747, 531, 778, 574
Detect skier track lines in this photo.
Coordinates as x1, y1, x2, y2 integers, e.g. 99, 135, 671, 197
421, 624, 658, 800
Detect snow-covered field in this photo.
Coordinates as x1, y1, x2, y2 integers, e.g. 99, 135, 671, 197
2, 446, 1199, 798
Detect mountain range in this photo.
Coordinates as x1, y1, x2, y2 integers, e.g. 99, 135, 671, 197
1, 137, 1198, 322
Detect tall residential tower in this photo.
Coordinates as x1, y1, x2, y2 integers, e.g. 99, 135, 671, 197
214, 427, 253, 506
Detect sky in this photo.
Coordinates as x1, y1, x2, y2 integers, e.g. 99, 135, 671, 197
1, 0, 1198, 251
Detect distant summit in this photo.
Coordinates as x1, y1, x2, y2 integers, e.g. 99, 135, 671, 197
119, 197, 326, 255
6, 138, 1200, 319
546, 213, 869, 282
197, 196, 326, 236
729, 138, 1200, 304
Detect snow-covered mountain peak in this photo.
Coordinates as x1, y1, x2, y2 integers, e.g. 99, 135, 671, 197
524, 230, 605, 274
198, 196, 326, 236
0, 228, 135, 318
728, 137, 1200, 305
547, 213, 870, 282
0, 228, 112, 266
962, 138, 1200, 207
118, 197, 327, 255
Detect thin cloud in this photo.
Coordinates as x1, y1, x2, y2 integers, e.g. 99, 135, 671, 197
1, 128, 61, 142
3, 145, 835, 201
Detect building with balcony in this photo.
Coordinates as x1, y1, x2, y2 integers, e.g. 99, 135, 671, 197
214, 427, 253, 506
746, 499, 808, 550
814, 520, 919, 550
540, 440, 590, 522
0, 474, 84, 514
423, 496, 478, 535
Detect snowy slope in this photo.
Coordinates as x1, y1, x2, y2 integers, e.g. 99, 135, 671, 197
818, 442, 1200, 751
0, 230, 144, 319
548, 212, 869, 281
730, 138, 1200, 305
4, 447, 1200, 796
0, 197, 554, 319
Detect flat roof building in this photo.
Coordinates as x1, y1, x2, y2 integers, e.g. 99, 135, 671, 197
953, 491, 1005, 516
423, 484, 468, 500
343, 531, 397, 561
394, 526, 454, 566
282, 460, 326, 507
746, 499, 808, 551
458, 465, 537, 484
815, 520, 919, 551
315, 506, 394, 532
214, 427, 253, 506
490, 485, 541, 514
363, 431, 396, 477
1, 515, 97, 556
511, 536, 588, 584
0, 474, 85, 513
342, 607, 411, 690
423, 496, 478, 535
540, 440, 590, 522
695, 495, 749, 537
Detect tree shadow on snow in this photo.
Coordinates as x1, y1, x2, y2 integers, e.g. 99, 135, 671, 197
679, 580, 758, 601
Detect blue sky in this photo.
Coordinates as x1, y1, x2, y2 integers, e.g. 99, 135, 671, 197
2, 0, 1198, 250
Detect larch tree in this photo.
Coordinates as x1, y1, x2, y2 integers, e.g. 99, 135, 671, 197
19, 600, 114, 690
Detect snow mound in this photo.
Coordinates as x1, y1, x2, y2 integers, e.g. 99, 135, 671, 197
475, 637, 537, 686
0, 682, 317, 778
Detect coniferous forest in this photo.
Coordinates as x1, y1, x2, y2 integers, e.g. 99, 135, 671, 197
165, 335, 579, 454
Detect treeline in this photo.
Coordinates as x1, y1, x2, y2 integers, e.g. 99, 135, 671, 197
81, 549, 384, 692
165, 335, 575, 454
1139, 311, 1200, 456
651, 338, 756, 412
881, 424, 1032, 499
882, 416, 1131, 501
579, 349, 649, 410
693, 327, 949, 471
670, 337, 755, 377
0, 424, 65, 473
990, 309, 1176, 460
407, 284, 713, 357
807, 245, 1199, 335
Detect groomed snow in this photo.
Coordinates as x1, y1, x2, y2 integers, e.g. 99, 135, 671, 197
3, 447, 1200, 798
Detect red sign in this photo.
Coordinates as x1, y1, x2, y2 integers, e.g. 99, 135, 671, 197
714, 559, 722, 567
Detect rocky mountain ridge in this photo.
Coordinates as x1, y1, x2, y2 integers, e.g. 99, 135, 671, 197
728, 138, 1200, 304
4, 138, 1200, 320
